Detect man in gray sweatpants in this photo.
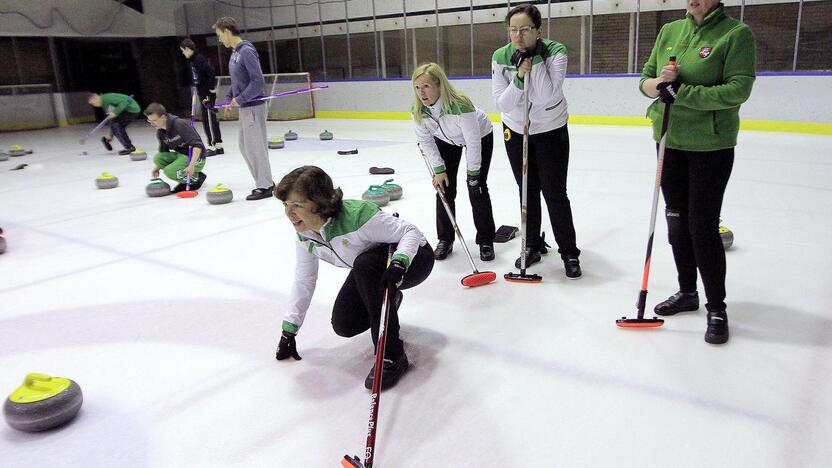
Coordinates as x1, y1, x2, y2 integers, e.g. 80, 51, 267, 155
213, 16, 274, 201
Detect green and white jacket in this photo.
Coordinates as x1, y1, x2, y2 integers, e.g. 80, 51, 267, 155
491, 38, 569, 135
283, 200, 427, 334
413, 99, 493, 176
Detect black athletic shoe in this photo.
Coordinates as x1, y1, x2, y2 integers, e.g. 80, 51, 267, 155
479, 243, 495, 261
705, 310, 729, 344
434, 240, 453, 260
654, 291, 700, 316
191, 172, 207, 190
118, 147, 136, 156
203, 148, 218, 157
214, 147, 224, 155
246, 185, 274, 201
364, 353, 409, 390
514, 248, 542, 269
101, 137, 113, 151
564, 256, 582, 279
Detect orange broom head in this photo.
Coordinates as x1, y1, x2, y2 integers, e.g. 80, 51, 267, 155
176, 191, 198, 198
461, 271, 497, 287
341, 456, 363, 468
504, 272, 542, 283
616, 317, 665, 328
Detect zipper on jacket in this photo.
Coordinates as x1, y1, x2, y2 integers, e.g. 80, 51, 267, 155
429, 114, 460, 147
308, 237, 352, 267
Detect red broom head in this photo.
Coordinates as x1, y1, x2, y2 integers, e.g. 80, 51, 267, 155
616, 317, 665, 328
461, 271, 497, 287
176, 191, 198, 199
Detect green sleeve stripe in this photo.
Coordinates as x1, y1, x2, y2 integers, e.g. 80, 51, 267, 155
434, 165, 446, 174
392, 253, 411, 269
282, 320, 299, 334
467, 169, 480, 177
513, 74, 525, 90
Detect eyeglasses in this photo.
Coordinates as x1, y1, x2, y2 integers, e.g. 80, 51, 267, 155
508, 26, 537, 37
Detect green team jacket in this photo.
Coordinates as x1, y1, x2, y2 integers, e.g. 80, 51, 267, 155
101, 93, 140, 116
640, 5, 756, 151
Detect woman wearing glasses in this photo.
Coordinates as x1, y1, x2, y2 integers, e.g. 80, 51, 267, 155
491, 3, 582, 278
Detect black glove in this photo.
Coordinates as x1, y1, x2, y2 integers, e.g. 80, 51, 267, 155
656, 81, 680, 104
382, 259, 406, 289
467, 174, 484, 197
275, 331, 301, 361
511, 48, 536, 68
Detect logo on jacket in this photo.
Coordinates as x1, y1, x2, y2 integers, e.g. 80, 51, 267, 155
503, 128, 511, 141
341, 239, 350, 246
699, 47, 712, 58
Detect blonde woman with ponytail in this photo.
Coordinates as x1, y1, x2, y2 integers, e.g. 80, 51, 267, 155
412, 63, 496, 262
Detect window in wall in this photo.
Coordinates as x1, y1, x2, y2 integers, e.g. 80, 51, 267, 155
275, 39, 300, 74
473, 21, 508, 77
440, 24, 473, 77
325, 34, 349, 80
381, 29, 406, 78
300, 36, 324, 80
414, 26, 438, 68
733, 3, 798, 71
549, 16, 582, 75
590, 13, 631, 73
795, 0, 832, 70
351, 32, 378, 78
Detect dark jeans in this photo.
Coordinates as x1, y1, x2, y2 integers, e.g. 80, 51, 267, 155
660, 146, 734, 312
504, 123, 579, 259
201, 93, 222, 146
110, 111, 139, 149
434, 133, 496, 245
331, 242, 435, 357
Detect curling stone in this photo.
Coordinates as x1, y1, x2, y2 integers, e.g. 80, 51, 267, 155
719, 226, 733, 250
129, 149, 147, 161
380, 179, 402, 200
361, 185, 390, 207
268, 137, 285, 149
95, 172, 118, 189
8, 145, 29, 157
319, 130, 333, 141
206, 183, 233, 205
0, 152, 8, 161
4, 373, 83, 432
0, 236, 6, 254
284, 130, 298, 141
145, 178, 171, 197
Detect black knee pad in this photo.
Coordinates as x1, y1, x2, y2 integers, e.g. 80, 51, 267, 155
665, 209, 688, 246
332, 319, 367, 338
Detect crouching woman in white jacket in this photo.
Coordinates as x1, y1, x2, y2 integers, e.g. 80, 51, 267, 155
274, 166, 434, 390
412, 62, 496, 262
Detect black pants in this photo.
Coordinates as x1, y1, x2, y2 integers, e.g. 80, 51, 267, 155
200, 93, 222, 146
331, 242, 435, 357
110, 111, 139, 149
660, 146, 734, 312
504, 123, 579, 259
435, 134, 496, 245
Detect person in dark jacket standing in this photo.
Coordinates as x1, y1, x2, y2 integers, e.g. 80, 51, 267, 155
640, 0, 756, 344
180, 38, 223, 156
144, 102, 208, 193
213, 16, 274, 201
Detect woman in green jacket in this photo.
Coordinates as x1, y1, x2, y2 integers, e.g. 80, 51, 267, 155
640, 0, 755, 344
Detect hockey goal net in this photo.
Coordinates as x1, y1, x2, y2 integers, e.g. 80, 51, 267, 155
213, 72, 314, 121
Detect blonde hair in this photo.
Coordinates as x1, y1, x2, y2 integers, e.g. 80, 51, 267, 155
411, 63, 474, 126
